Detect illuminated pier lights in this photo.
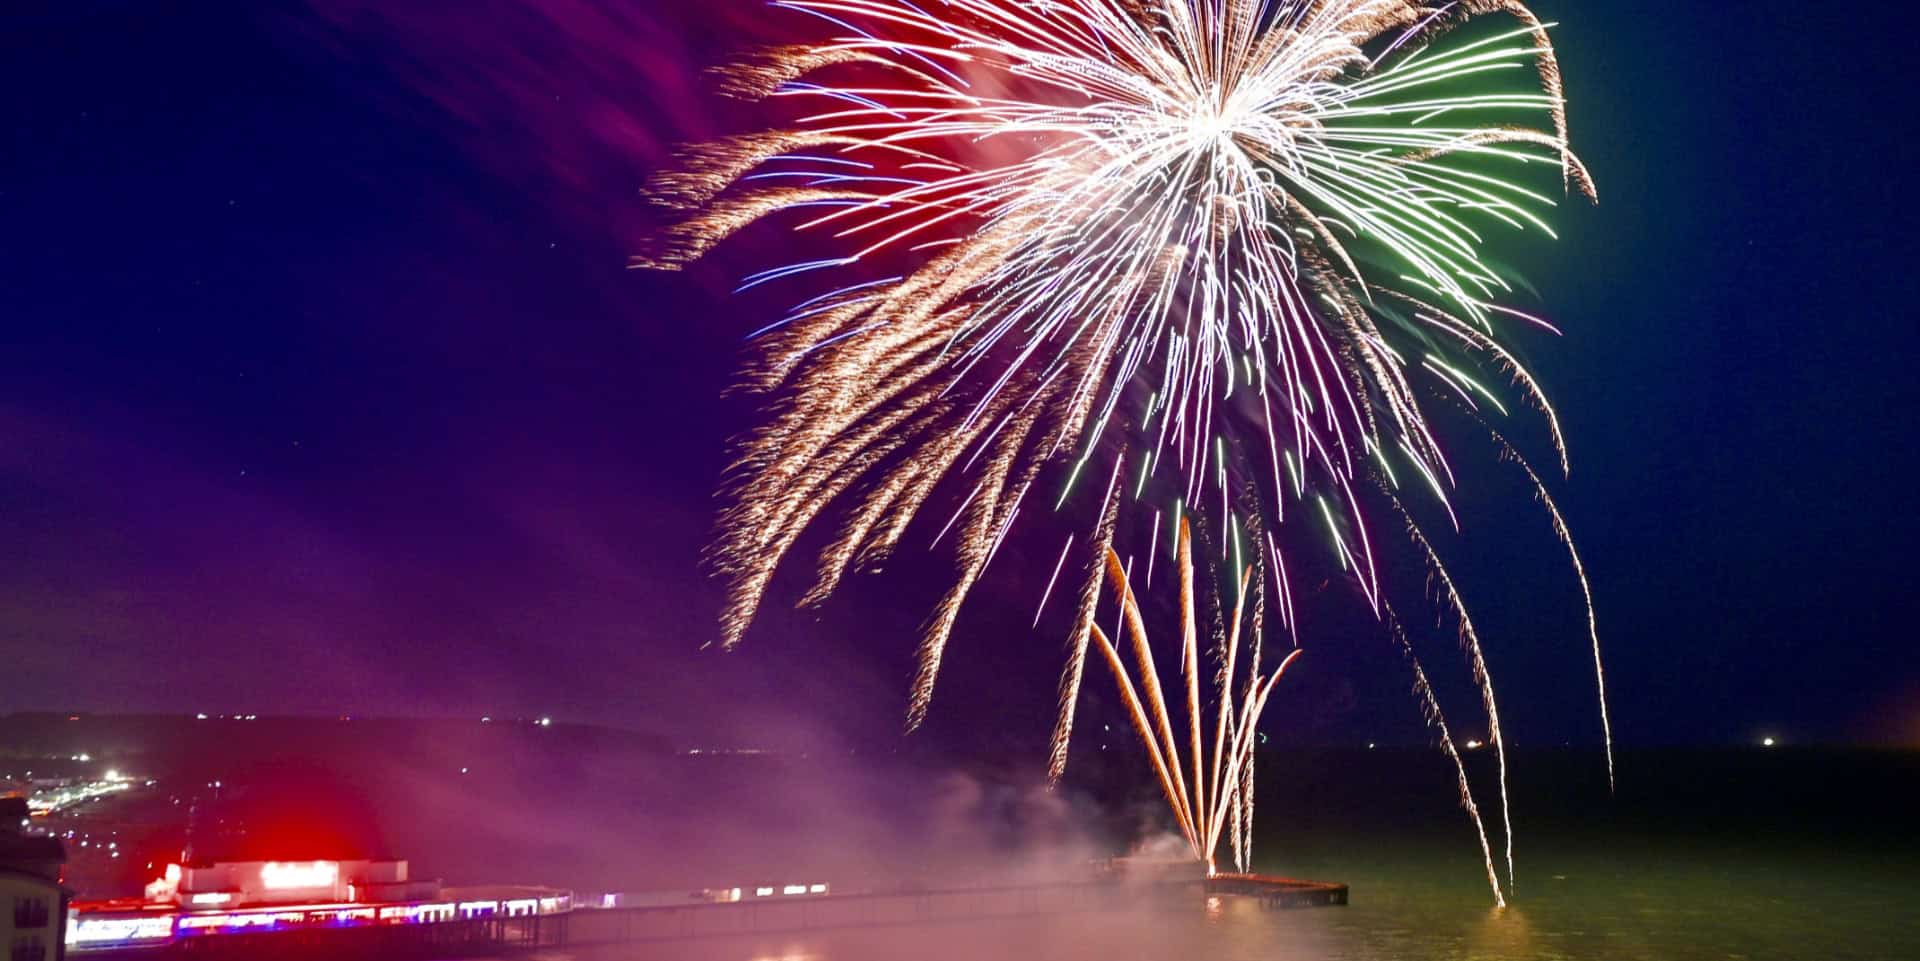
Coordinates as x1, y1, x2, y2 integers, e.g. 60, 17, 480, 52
67, 856, 571, 952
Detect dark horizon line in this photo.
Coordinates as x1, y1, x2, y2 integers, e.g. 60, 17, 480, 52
5, 711, 1908, 752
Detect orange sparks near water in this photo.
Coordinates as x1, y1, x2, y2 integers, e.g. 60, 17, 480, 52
1072, 518, 1300, 875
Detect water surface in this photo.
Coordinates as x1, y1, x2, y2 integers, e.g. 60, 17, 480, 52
553, 837, 1916, 960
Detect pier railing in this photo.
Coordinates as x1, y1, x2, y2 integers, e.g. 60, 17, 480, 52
568, 875, 1347, 946
77, 876, 1344, 957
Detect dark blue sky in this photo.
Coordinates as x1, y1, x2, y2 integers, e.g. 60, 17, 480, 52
3, 2, 1916, 751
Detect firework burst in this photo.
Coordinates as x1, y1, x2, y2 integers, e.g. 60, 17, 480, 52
641, 0, 1609, 902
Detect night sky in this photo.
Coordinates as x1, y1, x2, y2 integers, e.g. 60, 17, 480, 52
4, 2, 1916, 752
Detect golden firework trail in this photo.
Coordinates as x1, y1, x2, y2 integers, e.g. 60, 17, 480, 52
640, 0, 1613, 902
1078, 519, 1300, 874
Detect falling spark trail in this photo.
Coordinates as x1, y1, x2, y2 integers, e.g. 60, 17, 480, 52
1386, 604, 1506, 907
1047, 459, 1124, 781
1386, 494, 1516, 890
1034, 535, 1076, 627
1486, 425, 1615, 791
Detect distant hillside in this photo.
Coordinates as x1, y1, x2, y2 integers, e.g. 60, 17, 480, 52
0, 712, 674, 773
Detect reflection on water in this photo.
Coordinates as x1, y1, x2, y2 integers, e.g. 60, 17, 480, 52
1463, 905, 1536, 959
545, 836, 1918, 961
404, 750, 1916, 960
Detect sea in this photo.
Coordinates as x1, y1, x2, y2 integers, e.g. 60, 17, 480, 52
486, 747, 1920, 960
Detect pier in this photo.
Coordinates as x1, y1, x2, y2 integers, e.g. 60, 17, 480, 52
567, 875, 1348, 946
74, 875, 1346, 958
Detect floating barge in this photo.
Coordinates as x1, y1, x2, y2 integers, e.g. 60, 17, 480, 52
1206, 873, 1350, 908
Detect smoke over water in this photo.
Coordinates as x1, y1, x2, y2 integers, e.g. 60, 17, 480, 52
164, 714, 1129, 895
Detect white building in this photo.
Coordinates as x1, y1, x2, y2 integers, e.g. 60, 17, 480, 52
1, 797, 68, 961
143, 857, 439, 908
